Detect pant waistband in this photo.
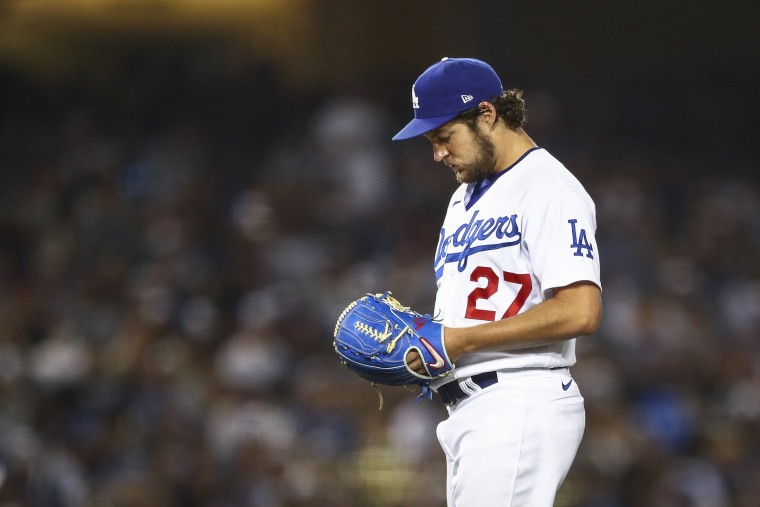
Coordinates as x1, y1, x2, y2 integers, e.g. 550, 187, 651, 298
436, 367, 569, 406
436, 372, 498, 406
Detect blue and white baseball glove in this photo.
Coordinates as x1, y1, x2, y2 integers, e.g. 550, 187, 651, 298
333, 292, 453, 391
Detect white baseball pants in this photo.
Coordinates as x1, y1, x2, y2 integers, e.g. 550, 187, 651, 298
436, 368, 585, 506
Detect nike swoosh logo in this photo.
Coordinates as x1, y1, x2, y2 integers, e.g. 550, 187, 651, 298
419, 337, 445, 369
452, 200, 462, 207
562, 380, 573, 391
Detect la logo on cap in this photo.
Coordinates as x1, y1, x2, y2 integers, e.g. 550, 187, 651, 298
412, 85, 420, 109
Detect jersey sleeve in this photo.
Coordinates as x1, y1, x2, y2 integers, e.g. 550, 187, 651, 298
523, 190, 601, 296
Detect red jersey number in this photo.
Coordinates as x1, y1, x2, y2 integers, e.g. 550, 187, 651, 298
465, 266, 532, 321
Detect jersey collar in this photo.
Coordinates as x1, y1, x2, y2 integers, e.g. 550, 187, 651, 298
465, 147, 542, 210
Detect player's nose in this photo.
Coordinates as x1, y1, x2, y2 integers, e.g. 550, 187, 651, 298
433, 145, 449, 162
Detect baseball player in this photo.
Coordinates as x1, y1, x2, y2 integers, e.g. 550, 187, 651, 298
393, 58, 602, 506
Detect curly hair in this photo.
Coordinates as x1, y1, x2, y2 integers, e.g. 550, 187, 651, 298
455, 88, 527, 130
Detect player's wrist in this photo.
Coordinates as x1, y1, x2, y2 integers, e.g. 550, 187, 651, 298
443, 326, 466, 361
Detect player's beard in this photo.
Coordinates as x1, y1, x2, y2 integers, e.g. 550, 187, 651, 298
453, 125, 498, 184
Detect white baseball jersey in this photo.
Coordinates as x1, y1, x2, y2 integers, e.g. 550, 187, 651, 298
433, 147, 601, 381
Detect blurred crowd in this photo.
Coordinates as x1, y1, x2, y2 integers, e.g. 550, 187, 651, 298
0, 45, 759, 507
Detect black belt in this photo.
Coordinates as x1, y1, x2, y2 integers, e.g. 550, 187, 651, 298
437, 371, 499, 406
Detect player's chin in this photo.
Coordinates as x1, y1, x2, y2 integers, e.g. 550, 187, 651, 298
454, 169, 477, 185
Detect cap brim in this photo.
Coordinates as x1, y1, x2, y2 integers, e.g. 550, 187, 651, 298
391, 112, 459, 141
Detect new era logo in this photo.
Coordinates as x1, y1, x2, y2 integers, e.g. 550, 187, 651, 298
461, 94, 474, 103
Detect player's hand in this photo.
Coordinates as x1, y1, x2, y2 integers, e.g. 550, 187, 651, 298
405, 326, 459, 376
405, 349, 426, 375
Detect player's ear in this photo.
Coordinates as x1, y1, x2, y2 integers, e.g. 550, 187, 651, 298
477, 102, 497, 128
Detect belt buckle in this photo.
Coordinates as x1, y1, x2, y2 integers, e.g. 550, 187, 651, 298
436, 380, 456, 406
437, 379, 466, 406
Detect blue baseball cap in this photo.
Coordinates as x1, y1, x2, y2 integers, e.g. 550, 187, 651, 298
392, 57, 504, 141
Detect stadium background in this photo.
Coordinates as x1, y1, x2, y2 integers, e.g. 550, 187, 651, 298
0, 1, 758, 505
